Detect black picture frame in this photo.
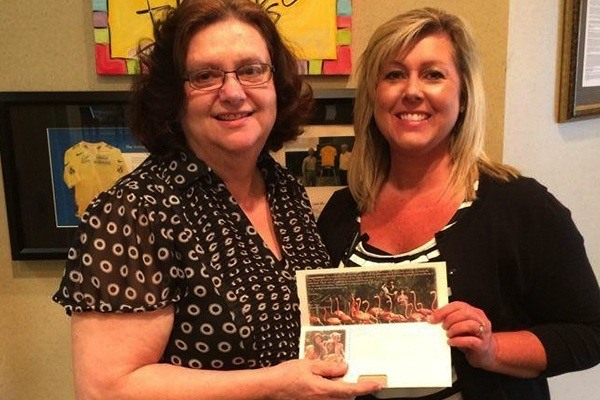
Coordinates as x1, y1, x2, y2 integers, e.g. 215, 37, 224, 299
0, 91, 131, 260
0, 89, 354, 260
558, 0, 600, 122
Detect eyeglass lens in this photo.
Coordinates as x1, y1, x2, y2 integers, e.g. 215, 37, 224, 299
187, 63, 272, 91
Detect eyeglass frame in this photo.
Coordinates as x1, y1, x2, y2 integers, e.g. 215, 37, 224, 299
184, 63, 275, 92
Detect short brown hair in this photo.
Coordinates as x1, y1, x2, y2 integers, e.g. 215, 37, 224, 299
130, 0, 312, 155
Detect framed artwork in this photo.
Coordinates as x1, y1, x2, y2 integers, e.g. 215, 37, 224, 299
0, 91, 131, 260
93, 0, 353, 76
0, 89, 354, 260
558, 0, 600, 122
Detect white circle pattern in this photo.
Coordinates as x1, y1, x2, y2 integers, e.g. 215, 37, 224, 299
53, 150, 330, 370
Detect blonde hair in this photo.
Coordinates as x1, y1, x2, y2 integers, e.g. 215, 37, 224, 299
349, 7, 518, 212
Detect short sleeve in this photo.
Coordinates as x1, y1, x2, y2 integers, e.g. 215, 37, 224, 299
63, 148, 80, 189
53, 186, 182, 314
110, 146, 130, 177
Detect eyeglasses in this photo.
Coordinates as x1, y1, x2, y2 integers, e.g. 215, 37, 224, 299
185, 63, 275, 91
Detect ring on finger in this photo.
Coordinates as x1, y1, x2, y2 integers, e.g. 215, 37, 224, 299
476, 322, 485, 337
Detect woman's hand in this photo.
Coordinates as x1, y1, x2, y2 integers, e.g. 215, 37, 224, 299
429, 301, 497, 370
269, 358, 381, 400
429, 301, 547, 377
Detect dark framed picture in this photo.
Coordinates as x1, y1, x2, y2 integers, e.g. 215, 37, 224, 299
272, 88, 355, 218
0, 91, 132, 260
558, 0, 600, 122
0, 89, 354, 260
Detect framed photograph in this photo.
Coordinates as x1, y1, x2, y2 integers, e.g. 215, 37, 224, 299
558, 0, 600, 122
271, 125, 355, 218
272, 89, 355, 218
0, 89, 354, 260
302, 328, 347, 363
48, 128, 148, 227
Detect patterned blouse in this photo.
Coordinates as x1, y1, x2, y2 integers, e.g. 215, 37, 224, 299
53, 149, 331, 370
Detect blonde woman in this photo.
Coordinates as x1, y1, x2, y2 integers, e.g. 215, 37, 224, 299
318, 7, 600, 400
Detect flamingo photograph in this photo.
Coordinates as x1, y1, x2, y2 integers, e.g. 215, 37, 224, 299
301, 265, 442, 326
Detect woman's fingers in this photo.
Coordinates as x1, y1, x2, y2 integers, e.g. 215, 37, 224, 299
429, 301, 497, 369
309, 359, 349, 378
273, 359, 381, 400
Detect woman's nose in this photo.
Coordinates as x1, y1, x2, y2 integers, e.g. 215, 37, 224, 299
218, 73, 247, 104
402, 76, 423, 103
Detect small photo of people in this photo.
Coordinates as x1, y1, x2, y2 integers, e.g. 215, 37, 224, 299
303, 330, 347, 363
285, 136, 355, 187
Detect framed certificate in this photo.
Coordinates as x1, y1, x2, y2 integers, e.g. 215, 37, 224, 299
558, 0, 600, 122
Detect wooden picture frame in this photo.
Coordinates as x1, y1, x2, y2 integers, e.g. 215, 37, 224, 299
0, 89, 354, 260
558, 0, 600, 122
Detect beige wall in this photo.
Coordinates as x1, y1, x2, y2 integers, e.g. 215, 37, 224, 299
0, 1, 508, 399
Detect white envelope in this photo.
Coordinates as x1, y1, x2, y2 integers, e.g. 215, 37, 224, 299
296, 262, 452, 396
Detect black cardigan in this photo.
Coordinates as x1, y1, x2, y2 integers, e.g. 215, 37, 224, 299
317, 174, 600, 400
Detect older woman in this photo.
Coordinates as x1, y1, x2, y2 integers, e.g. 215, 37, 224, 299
318, 7, 600, 400
53, 1, 380, 399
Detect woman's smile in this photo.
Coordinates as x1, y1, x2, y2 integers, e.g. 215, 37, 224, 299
213, 112, 253, 121
396, 112, 430, 122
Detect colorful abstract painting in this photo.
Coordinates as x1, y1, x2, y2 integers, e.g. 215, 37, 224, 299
92, 0, 352, 75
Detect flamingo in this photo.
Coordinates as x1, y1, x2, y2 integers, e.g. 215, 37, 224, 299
332, 297, 353, 324
415, 301, 433, 315
321, 305, 342, 326
382, 294, 406, 322
396, 289, 408, 305
351, 297, 376, 324
349, 293, 357, 313
405, 302, 426, 322
430, 290, 438, 310
412, 290, 433, 315
368, 295, 386, 319
309, 306, 323, 326
362, 299, 371, 313
394, 289, 409, 314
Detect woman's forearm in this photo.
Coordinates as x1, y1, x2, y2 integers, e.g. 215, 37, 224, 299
483, 331, 547, 378
79, 359, 379, 400
87, 363, 279, 400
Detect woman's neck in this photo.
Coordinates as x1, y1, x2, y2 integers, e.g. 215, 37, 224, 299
230, 170, 266, 212
193, 145, 264, 201
363, 150, 464, 254
386, 150, 454, 200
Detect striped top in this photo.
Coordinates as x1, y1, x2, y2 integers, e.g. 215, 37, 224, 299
349, 196, 476, 400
